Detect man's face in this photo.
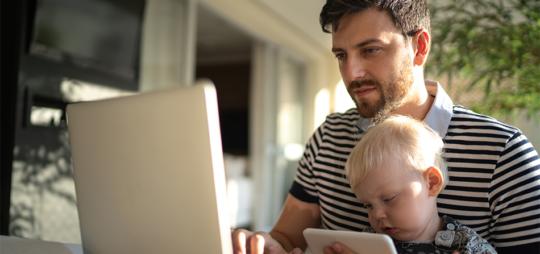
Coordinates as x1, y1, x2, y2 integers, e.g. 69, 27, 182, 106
332, 9, 415, 122
352, 164, 440, 242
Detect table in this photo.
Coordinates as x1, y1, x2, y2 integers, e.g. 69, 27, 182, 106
0, 236, 83, 254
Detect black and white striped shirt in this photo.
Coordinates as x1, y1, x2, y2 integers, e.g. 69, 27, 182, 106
290, 83, 540, 253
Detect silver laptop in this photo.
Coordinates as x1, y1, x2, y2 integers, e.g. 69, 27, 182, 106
66, 80, 232, 254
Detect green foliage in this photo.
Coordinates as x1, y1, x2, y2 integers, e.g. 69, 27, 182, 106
428, 0, 540, 118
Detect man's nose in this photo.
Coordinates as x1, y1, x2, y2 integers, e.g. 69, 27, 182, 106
343, 56, 367, 81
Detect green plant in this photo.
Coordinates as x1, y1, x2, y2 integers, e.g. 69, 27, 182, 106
428, 0, 540, 118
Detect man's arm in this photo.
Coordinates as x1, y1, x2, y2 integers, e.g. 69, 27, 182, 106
232, 194, 321, 254
489, 131, 540, 254
269, 194, 321, 252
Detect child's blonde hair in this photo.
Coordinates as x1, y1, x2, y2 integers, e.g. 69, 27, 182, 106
345, 115, 448, 189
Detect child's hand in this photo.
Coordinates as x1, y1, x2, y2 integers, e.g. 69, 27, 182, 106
321, 243, 461, 254
322, 242, 357, 254
288, 248, 305, 254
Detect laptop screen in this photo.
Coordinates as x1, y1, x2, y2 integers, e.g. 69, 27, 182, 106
67, 81, 232, 254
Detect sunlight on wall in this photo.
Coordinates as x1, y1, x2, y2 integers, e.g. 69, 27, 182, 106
227, 179, 239, 227
224, 154, 251, 228
30, 107, 63, 127
283, 143, 304, 161
278, 103, 302, 146
334, 80, 356, 113
314, 89, 330, 128
278, 104, 304, 161
61, 78, 135, 102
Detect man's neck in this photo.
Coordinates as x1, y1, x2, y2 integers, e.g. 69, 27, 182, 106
392, 79, 435, 121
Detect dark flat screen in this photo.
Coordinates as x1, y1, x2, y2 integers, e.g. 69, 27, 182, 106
30, 0, 144, 80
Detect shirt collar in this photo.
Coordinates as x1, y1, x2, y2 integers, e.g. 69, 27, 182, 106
356, 80, 453, 138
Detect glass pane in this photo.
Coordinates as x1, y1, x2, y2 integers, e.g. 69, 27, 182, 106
272, 56, 305, 219
10, 79, 134, 243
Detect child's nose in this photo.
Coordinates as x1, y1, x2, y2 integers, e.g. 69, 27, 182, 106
373, 207, 388, 219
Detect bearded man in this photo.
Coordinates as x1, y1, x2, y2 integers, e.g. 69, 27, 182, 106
232, 1, 540, 254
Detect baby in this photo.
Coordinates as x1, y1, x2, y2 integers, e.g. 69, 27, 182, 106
345, 116, 496, 254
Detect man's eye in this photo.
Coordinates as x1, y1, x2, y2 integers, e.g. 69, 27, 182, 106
365, 48, 378, 54
335, 53, 346, 59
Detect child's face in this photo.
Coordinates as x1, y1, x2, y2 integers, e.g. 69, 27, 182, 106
352, 164, 442, 242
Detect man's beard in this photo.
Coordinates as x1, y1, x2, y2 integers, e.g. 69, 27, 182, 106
349, 57, 415, 124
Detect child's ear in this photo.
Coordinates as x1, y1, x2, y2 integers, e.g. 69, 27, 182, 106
423, 166, 444, 196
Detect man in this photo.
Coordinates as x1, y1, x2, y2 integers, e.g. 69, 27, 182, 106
232, 1, 540, 254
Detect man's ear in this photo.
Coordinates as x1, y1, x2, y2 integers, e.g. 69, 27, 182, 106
412, 29, 430, 67
423, 166, 444, 197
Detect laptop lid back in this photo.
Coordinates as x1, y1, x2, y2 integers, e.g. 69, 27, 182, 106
67, 81, 232, 254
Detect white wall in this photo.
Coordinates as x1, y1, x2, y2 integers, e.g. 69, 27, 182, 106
254, 0, 331, 50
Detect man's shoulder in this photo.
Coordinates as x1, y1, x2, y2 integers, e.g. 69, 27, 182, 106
319, 108, 360, 131
311, 108, 361, 146
449, 105, 520, 138
325, 108, 360, 122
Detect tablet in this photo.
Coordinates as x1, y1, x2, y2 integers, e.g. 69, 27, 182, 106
303, 228, 397, 254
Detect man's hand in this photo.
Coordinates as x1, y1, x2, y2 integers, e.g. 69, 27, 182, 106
232, 229, 288, 254
231, 195, 321, 254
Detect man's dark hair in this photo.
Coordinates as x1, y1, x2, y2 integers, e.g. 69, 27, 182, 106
320, 0, 431, 40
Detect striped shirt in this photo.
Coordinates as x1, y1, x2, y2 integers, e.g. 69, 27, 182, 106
290, 83, 540, 253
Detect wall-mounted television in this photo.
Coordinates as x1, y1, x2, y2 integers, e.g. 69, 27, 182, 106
29, 0, 145, 81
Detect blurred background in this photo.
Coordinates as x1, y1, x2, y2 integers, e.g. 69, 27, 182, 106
0, 0, 538, 244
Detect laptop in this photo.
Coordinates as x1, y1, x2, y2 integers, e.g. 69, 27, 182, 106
66, 80, 232, 254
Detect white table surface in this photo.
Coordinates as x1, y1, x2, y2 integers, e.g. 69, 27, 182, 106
0, 236, 83, 254
0, 235, 309, 254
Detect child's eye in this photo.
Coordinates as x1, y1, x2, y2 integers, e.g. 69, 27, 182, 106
363, 203, 373, 209
383, 196, 395, 203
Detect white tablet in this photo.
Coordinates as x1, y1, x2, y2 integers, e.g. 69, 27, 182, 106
303, 228, 397, 254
